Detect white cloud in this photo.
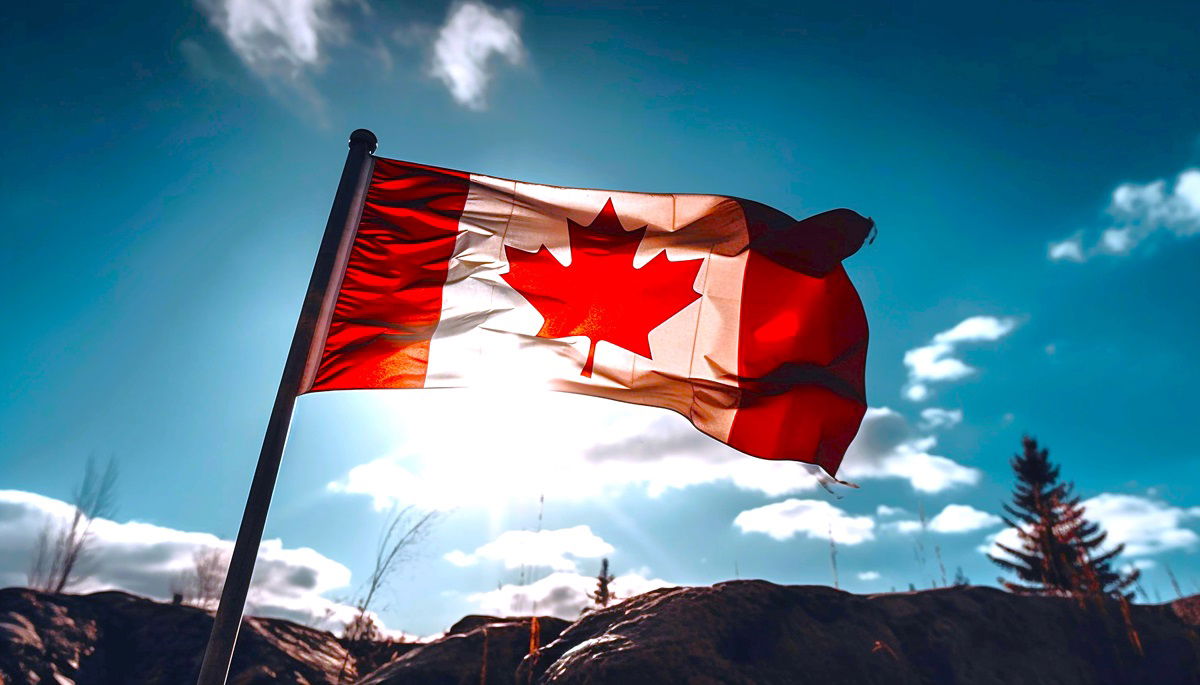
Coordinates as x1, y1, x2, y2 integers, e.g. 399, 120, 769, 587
888, 520, 923, 534
1101, 227, 1133, 253
979, 527, 1020, 558
876, 505, 907, 517
327, 391, 826, 511
0, 490, 356, 631
932, 316, 1018, 345
443, 526, 613, 572
327, 400, 978, 515
905, 383, 929, 402
903, 344, 973, 382
918, 408, 963, 431
981, 493, 1200, 560
859, 449, 980, 493
1049, 167, 1200, 261
856, 571, 881, 581
430, 1, 523, 109
198, 0, 344, 79
838, 408, 980, 493
466, 570, 673, 619
926, 504, 1001, 534
1048, 234, 1085, 262
1108, 170, 1200, 244
1081, 494, 1200, 556
890, 503, 1003, 535
443, 550, 476, 567
903, 316, 1017, 402
733, 499, 875, 545
326, 400, 976, 512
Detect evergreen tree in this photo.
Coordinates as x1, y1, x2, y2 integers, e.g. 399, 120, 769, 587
989, 436, 1137, 598
588, 558, 616, 608
952, 566, 970, 587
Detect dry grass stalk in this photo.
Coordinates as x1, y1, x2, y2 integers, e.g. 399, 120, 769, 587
528, 616, 541, 660
1055, 499, 1143, 657
1118, 594, 1144, 657
1166, 564, 1184, 600
480, 625, 489, 685
871, 639, 899, 660
935, 545, 947, 588
828, 525, 839, 590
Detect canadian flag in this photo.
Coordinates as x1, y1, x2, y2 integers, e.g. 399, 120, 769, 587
303, 157, 871, 476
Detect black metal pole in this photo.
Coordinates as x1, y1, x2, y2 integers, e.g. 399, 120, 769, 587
195, 129, 377, 685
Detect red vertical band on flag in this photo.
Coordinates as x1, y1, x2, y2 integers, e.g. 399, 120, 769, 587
729, 256, 868, 475
308, 159, 470, 391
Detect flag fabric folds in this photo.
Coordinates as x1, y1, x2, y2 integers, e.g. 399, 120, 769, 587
303, 157, 871, 476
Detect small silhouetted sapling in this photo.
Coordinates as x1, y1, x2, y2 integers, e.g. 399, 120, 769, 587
588, 558, 616, 608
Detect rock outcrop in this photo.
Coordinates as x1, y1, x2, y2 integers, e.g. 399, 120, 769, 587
0, 588, 375, 683
3, 582, 1199, 684
519, 581, 1200, 685
359, 615, 569, 685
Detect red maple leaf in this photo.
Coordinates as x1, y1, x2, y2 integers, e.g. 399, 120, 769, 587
501, 198, 704, 377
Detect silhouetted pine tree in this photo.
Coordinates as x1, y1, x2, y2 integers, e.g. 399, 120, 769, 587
952, 566, 970, 587
989, 436, 1137, 598
588, 558, 616, 608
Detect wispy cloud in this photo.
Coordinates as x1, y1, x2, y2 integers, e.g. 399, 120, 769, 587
903, 316, 1017, 402
918, 407, 963, 431
1050, 167, 1200, 261
430, 1, 524, 109
193, 0, 526, 112
734, 499, 876, 544
197, 0, 344, 80
1048, 233, 1085, 262
444, 526, 613, 572
931, 317, 1017, 345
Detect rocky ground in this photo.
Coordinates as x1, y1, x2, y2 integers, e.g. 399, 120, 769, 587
2, 582, 1198, 684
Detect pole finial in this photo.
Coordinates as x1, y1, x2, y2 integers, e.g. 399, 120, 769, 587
349, 129, 378, 154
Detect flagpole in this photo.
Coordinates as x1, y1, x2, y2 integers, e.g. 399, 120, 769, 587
196, 129, 377, 685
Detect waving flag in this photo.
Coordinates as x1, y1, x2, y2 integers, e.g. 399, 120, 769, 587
303, 157, 871, 475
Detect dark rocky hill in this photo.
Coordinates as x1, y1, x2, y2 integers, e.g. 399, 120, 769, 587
520, 582, 1200, 685
2, 582, 1198, 684
0, 588, 377, 683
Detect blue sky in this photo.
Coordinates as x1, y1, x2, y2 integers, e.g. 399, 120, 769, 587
2, 0, 1199, 635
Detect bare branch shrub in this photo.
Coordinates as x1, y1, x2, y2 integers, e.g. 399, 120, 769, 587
28, 456, 119, 593
337, 505, 438, 684
345, 505, 439, 640
170, 546, 230, 610
343, 612, 383, 642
